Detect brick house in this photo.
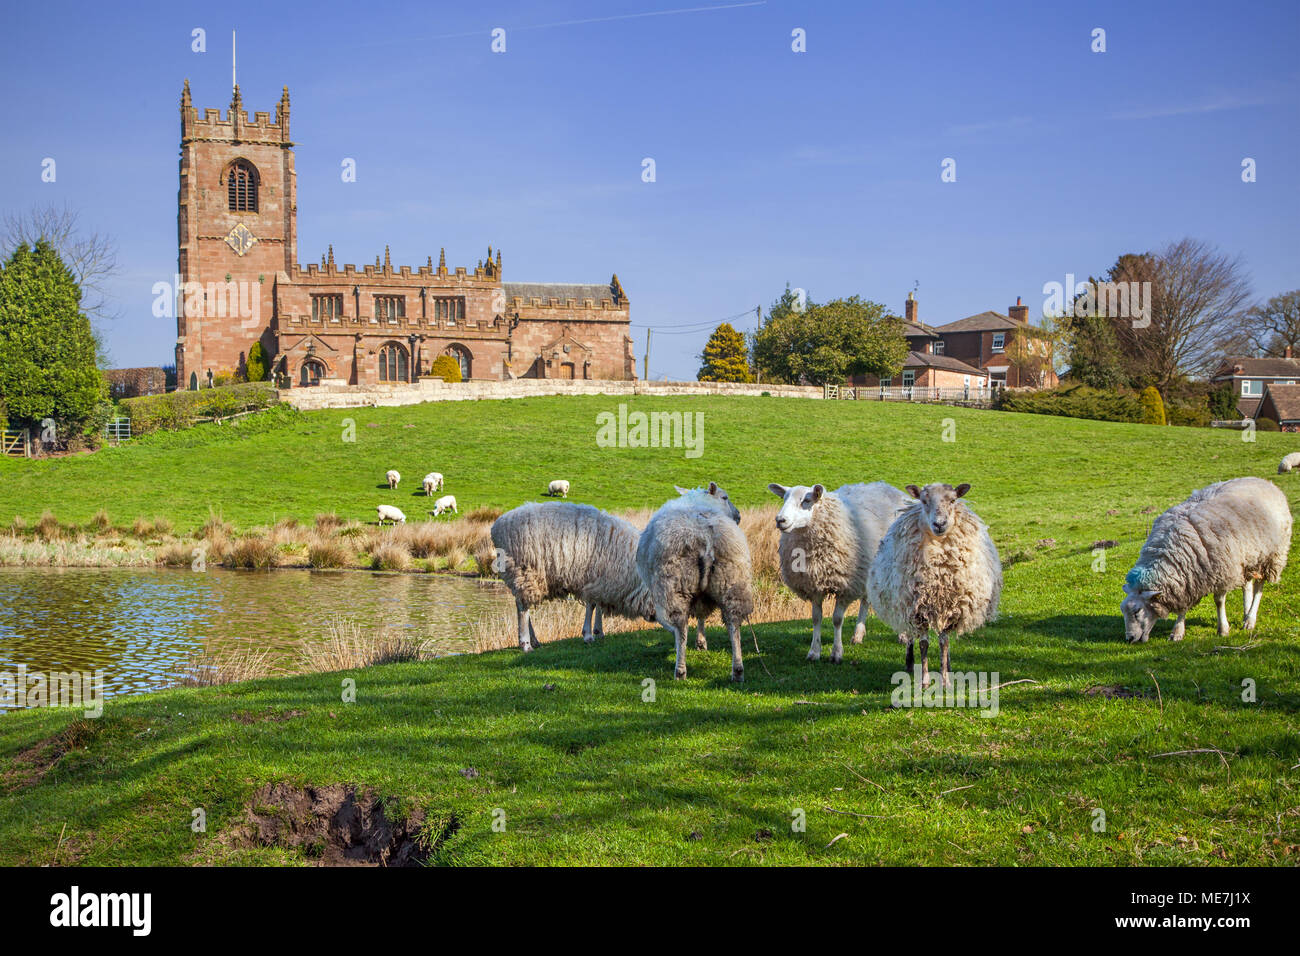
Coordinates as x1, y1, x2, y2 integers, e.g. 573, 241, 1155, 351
1207, 352, 1300, 419
1253, 383, 1300, 431
175, 83, 636, 390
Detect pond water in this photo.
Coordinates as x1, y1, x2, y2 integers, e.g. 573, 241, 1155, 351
0, 567, 514, 710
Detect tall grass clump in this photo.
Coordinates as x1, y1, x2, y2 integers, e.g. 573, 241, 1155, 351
370, 540, 412, 572
300, 617, 426, 672
307, 535, 351, 569
224, 534, 276, 570
34, 511, 61, 541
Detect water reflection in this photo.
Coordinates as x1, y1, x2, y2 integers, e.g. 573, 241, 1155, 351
0, 567, 512, 708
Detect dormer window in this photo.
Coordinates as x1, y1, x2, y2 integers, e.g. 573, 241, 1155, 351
227, 160, 258, 212
933, 340, 944, 355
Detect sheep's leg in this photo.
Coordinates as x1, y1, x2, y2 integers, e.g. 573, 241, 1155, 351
1169, 612, 1186, 642
1246, 581, 1263, 630
694, 615, 708, 651
582, 603, 596, 644
917, 634, 931, 687
516, 599, 532, 652
939, 632, 952, 689
593, 606, 604, 639
1241, 580, 1254, 629
807, 595, 824, 661
1215, 593, 1230, 637
852, 599, 868, 644
830, 596, 848, 664
529, 616, 540, 647
904, 635, 914, 673
724, 612, 744, 682
667, 617, 689, 680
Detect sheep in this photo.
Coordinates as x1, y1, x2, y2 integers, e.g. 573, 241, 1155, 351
423, 472, 444, 495
1279, 452, 1300, 474
867, 482, 1002, 689
768, 481, 913, 663
1121, 476, 1292, 642
490, 502, 655, 652
376, 504, 406, 525
636, 482, 754, 681
548, 479, 571, 498
430, 495, 458, 517
386, 469, 401, 490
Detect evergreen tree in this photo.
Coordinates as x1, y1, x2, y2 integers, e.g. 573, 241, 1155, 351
1138, 385, 1166, 425
0, 240, 105, 437
698, 322, 753, 382
246, 341, 268, 382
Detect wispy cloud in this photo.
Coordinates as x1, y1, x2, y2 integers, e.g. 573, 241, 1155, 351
1109, 93, 1276, 121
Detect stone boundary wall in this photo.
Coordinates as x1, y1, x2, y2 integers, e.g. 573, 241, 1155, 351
280, 377, 823, 410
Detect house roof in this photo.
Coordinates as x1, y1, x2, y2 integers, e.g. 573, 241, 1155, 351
932, 310, 1021, 333
1258, 383, 1300, 423
504, 281, 623, 305
1211, 356, 1300, 379
902, 351, 987, 376
898, 319, 939, 339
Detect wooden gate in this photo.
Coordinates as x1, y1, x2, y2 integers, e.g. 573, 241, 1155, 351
1, 428, 31, 458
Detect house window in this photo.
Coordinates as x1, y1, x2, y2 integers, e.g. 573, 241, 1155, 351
374, 295, 405, 321
434, 298, 465, 325
933, 340, 944, 355
227, 160, 258, 212
902, 370, 915, 388
379, 343, 409, 382
992, 332, 1005, 352
1241, 380, 1262, 396
312, 294, 343, 321
880, 378, 892, 387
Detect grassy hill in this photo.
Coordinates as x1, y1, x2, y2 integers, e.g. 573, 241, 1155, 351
0, 396, 1298, 865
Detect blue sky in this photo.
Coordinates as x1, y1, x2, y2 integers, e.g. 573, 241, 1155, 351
1, 0, 1296, 379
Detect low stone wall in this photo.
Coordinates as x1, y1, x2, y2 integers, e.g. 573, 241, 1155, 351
280, 377, 823, 410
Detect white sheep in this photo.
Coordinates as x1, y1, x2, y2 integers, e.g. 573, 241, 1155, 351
769, 481, 913, 663
636, 483, 754, 681
868, 482, 1002, 688
1279, 452, 1300, 474
430, 495, 458, 517
423, 472, 444, 495
491, 503, 655, 652
548, 479, 571, 498
376, 504, 406, 525
386, 469, 401, 490
1122, 476, 1292, 641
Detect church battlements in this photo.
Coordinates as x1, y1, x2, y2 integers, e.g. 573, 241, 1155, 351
181, 80, 291, 145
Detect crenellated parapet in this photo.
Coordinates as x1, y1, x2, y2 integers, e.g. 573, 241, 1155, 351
181, 80, 292, 145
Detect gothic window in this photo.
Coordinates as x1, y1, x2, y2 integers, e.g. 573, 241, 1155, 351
379, 343, 409, 382
312, 294, 343, 321
300, 359, 326, 387
444, 344, 472, 380
434, 297, 465, 325
227, 160, 258, 212
375, 295, 405, 321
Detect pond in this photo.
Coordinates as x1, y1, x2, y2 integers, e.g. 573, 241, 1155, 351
0, 567, 514, 710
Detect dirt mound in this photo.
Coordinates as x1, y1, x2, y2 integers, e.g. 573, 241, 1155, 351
227, 783, 456, 866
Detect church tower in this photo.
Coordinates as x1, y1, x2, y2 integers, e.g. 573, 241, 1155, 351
176, 81, 296, 389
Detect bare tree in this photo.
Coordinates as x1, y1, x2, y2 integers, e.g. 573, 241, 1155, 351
2, 204, 118, 326
1242, 290, 1300, 357
1115, 238, 1252, 391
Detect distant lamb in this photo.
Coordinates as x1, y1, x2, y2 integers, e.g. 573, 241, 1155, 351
386, 469, 401, 490
636, 483, 754, 681
769, 481, 912, 663
1122, 476, 1292, 641
548, 479, 571, 498
491, 502, 655, 652
376, 504, 406, 526
430, 495, 458, 517
423, 472, 444, 495
868, 482, 1002, 688
1279, 452, 1300, 474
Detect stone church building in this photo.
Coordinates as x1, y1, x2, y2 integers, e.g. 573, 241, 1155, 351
175, 83, 636, 389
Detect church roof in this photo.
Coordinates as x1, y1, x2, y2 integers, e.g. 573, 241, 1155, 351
504, 281, 623, 305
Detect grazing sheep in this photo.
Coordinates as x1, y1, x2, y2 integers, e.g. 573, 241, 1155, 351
868, 482, 1002, 688
1279, 452, 1300, 474
548, 479, 571, 498
376, 504, 406, 526
423, 472, 444, 495
1122, 476, 1292, 641
386, 469, 401, 490
636, 483, 754, 681
490, 503, 655, 652
430, 495, 458, 517
769, 481, 913, 663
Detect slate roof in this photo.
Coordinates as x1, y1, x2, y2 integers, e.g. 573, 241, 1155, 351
1258, 383, 1300, 423
902, 351, 987, 376
504, 282, 622, 305
1210, 356, 1300, 380
932, 310, 1021, 333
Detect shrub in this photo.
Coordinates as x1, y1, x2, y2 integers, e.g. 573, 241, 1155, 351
429, 355, 462, 383
1256, 416, 1281, 432
998, 384, 1142, 424
246, 342, 268, 382
1167, 402, 1211, 428
1209, 382, 1240, 420
1138, 386, 1166, 426
121, 382, 279, 435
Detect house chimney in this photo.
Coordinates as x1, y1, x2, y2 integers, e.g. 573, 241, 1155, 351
1008, 296, 1029, 324
1286, 345, 1295, 360
905, 291, 918, 324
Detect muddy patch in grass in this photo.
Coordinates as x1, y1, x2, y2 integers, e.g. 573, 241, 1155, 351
2, 718, 106, 793
222, 783, 457, 866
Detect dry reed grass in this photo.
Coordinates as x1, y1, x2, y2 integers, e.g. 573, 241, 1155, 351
299, 617, 427, 671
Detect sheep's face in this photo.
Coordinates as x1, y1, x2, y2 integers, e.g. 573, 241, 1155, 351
679, 482, 740, 523
768, 483, 824, 532
1120, 586, 1160, 643
906, 482, 970, 537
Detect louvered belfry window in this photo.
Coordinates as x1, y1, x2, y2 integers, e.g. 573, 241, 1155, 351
227, 160, 258, 212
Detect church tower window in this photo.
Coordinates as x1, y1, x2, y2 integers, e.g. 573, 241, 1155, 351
227, 160, 259, 212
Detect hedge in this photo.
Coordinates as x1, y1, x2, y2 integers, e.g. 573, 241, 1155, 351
121, 382, 279, 434
997, 384, 1143, 424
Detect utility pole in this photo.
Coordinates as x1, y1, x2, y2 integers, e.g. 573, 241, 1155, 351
643, 328, 651, 381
